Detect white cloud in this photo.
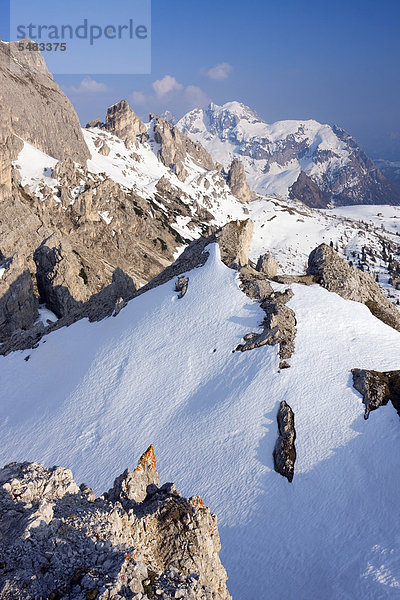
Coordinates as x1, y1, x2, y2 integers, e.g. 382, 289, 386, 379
184, 85, 209, 108
131, 91, 147, 106
205, 62, 233, 81
152, 75, 184, 98
69, 77, 109, 94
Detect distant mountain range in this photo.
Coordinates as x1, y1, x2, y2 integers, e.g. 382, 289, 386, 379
178, 101, 400, 207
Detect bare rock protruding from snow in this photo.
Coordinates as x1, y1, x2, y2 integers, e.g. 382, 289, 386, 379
261, 290, 297, 359
239, 265, 274, 300
256, 252, 279, 279
0, 449, 231, 600
307, 243, 400, 333
104, 99, 147, 147
273, 401, 296, 482
175, 276, 189, 298
0, 41, 89, 163
289, 170, 332, 208
216, 219, 254, 269
227, 158, 255, 203
352, 368, 400, 419
236, 288, 296, 359
0, 256, 38, 341
151, 114, 215, 181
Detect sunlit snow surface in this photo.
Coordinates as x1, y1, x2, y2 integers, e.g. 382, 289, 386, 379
1, 245, 400, 599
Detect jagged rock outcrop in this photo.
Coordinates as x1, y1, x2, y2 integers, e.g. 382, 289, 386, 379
0, 40, 89, 163
352, 368, 400, 419
307, 244, 400, 332
235, 288, 296, 360
216, 219, 254, 269
150, 115, 215, 181
0, 256, 38, 341
239, 265, 273, 300
106, 445, 160, 504
273, 401, 296, 482
256, 252, 279, 279
226, 159, 255, 203
289, 171, 332, 208
104, 100, 147, 147
0, 448, 231, 600
33, 240, 90, 318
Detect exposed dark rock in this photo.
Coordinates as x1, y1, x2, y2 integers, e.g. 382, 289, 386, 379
260, 290, 296, 360
175, 276, 189, 298
0, 448, 231, 600
352, 368, 400, 419
235, 287, 296, 360
307, 244, 400, 332
289, 171, 332, 208
273, 401, 296, 482
0, 260, 38, 341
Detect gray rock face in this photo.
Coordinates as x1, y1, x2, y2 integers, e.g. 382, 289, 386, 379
239, 265, 274, 300
150, 115, 215, 182
216, 219, 254, 269
273, 401, 296, 482
256, 252, 279, 278
352, 368, 400, 419
104, 100, 147, 147
0, 41, 89, 163
0, 112, 23, 204
227, 159, 255, 203
0, 257, 38, 341
307, 244, 400, 332
33, 240, 87, 318
0, 449, 231, 600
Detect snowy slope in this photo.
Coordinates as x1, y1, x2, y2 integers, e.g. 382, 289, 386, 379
1, 244, 400, 599
177, 102, 400, 206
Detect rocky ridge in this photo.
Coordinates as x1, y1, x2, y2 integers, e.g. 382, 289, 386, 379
0, 447, 230, 600
307, 243, 400, 333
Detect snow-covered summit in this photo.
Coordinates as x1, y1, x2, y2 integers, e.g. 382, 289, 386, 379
178, 102, 400, 207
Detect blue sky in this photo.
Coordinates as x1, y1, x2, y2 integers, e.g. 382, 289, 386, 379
1, 0, 399, 160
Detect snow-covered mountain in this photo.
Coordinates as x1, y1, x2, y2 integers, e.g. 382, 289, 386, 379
3, 40, 400, 600
178, 102, 400, 207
